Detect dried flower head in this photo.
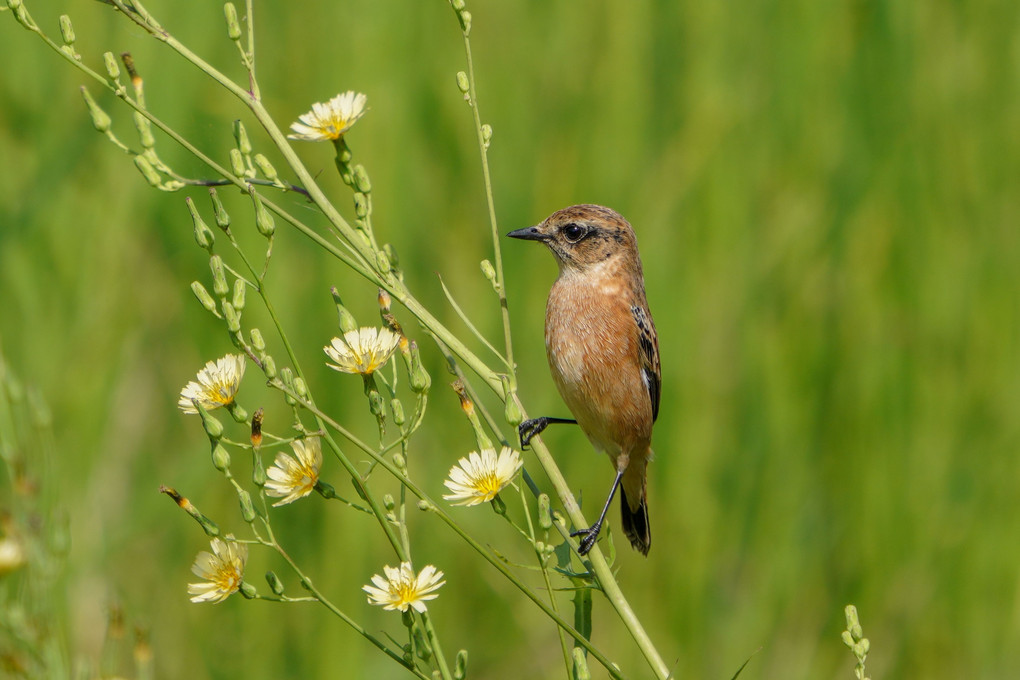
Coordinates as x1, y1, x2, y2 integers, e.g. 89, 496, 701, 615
443, 447, 523, 506
363, 562, 445, 613
288, 91, 367, 142
264, 437, 322, 506
178, 354, 246, 414
187, 537, 247, 603
324, 327, 401, 375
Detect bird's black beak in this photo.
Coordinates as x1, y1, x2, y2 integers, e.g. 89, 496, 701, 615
506, 225, 548, 241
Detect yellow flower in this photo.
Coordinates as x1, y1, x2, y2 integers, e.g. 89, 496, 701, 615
288, 91, 367, 142
324, 327, 401, 375
187, 537, 247, 603
264, 438, 322, 506
363, 562, 445, 613
443, 447, 523, 506
178, 354, 245, 414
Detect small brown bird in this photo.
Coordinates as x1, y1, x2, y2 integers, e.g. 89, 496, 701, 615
508, 204, 660, 556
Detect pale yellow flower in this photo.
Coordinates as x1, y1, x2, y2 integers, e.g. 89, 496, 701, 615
288, 91, 367, 142
0, 536, 26, 576
178, 354, 246, 414
324, 327, 401, 375
187, 537, 247, 603
264, 437, 322, 506
443, 447, 523, 506
363, 562, 445, 613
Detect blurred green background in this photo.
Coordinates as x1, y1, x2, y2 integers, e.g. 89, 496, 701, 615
2, 0, 1019, 678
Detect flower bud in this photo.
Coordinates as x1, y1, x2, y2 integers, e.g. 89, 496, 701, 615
222, 300, 241, 334
133, 112, 155, 149
79, 87, 111, 133
238, 489, 256, 523
480, 258, 496, 282
408, 341, 431, 394
293, 376, 309, 401
239, 581, 257, 599
456, 71, 469, 94
265, 571, 285, 596
209, 255, 229, 297
59, 14, 75, 46
232, 278, 246, 311
254, 153, 279, 183
103, 52, 121, 81
538, 494, 552, 529
572, 648, 591, 680
211, 443, 231, 471
250, 406, 263, 447
191, 281, 218, 314
458, 9, 472, 34
353, 165, 372, 193
187, 197, 215, 252
353, 192, 368, 218
249, 328, 266, 353
375, 250, 391, 274
233, 119, 252, 155
481, 123, 492, 149
229, 148, 246, 177
330, 287, 358, 333
250, 189, 275, 237
501, 376, 521, 426
134, 154, 161, 187
417, 499, 434, 512
451, 0, 466, 10
454, 650, 468, 680
223, 2, 242, 40
200, 409, 224, 440
390, 398, 405, 425
392, 452, 406, 472
209, 188, 231, 230
160, 485, 220, 536
263, 355, 277, 379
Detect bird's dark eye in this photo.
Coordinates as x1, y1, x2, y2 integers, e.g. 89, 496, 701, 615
562, 223, 587, 242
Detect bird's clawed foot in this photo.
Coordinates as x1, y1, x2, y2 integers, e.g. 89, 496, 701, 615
571, 523, 604, 556
517, 416, 577, 448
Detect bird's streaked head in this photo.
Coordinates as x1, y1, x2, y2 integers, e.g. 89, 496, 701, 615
507, 204, 639, 274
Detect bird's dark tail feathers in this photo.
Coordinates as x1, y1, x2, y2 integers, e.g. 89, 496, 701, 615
619, 484, 651, 556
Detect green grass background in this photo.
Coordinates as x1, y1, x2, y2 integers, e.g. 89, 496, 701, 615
2, 0, 1019, 678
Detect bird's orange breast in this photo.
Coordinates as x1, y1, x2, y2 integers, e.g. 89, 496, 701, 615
544, 270, 653, 456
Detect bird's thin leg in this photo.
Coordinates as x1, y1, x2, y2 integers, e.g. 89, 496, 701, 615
518, 417, 577, 448
571, 469, 624, 556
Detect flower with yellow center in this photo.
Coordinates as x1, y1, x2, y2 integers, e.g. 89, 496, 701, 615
187, 537, 247, 603
363, 562, 445, 613
264, 437, 322, 506
178, 354, 246, 414
442, 447, 523, 506
324, 327, 401, 375
288, 91, 367, 142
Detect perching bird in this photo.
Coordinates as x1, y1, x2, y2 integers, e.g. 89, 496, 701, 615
508, 204, 660, 556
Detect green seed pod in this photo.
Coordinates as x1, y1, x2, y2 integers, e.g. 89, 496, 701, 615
353, 165, 372, 193
209, 255, 229, 297
187, 197, 215, 252
265, 571, 285, 596
254, 154, 279, 183
79, 87, 111, 133
250, 328, 265, 353
233, 119, 252, 155
59, 14, 75, 46
211, 443, 231, 472
191, 281, 218, 314
223, 2, 242, 40
456, 71, 469, 94
133, 155, 161, 187
232, 278, 246, 311
209, 188, 231, 230
263, 355, 277, 379
222, 300, 241, 334
238, 489, 256, 523
103, 51, 121, 81
538, 494, 552, 529
229, 148, 246, 177
239, 582, 257, 599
